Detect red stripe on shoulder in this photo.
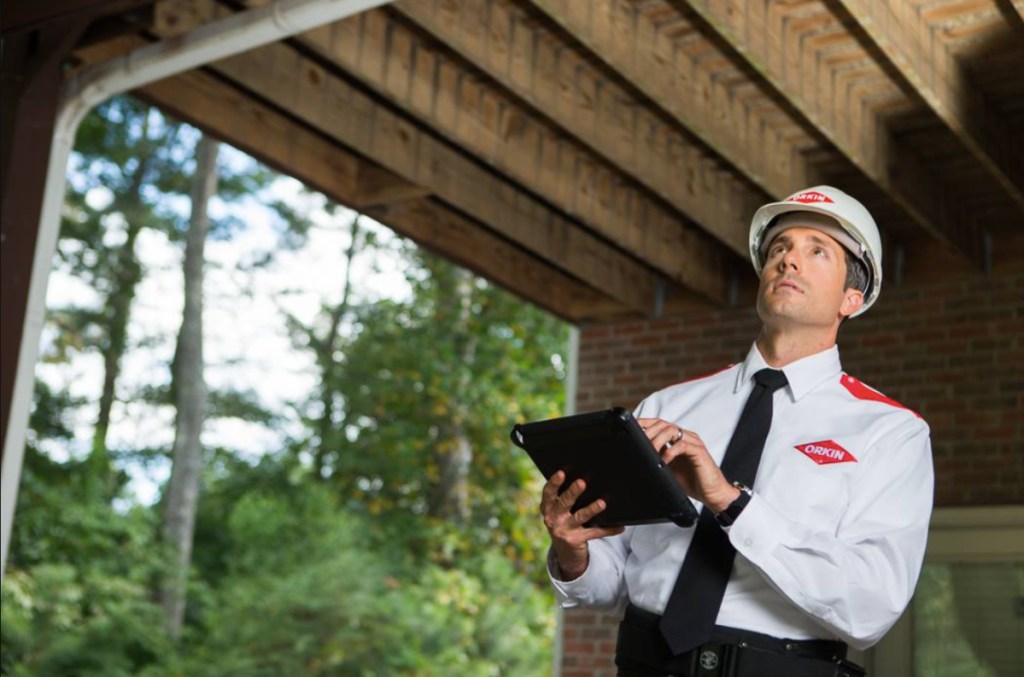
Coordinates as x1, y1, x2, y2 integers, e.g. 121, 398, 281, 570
670, 363, 735, 388
840, 374, 922, 419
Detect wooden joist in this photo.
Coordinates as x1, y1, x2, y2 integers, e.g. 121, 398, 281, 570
829, 0, 1024, 212
134, 64, 638, 322
177, 0, 735, 303
74, 0, 1022, 321
361, 198, 644, 321
681, 0, 987, 268
77, 33, 642, 321
394, 0, 770, 253
994, 0, 1024, 32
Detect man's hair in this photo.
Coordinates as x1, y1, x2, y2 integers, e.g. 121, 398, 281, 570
843, 249, 870, 295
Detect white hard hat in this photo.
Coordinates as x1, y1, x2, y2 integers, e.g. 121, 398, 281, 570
749, 186, 883, 317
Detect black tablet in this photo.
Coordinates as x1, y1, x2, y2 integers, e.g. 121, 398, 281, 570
511, 408, 698, 528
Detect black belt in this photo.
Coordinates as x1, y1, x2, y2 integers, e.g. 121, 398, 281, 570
616, 604, 863, 677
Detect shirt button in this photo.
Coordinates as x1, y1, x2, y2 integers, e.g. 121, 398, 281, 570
744, 538, 754, 547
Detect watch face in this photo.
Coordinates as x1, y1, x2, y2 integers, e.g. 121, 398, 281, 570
732, 481, 751, 494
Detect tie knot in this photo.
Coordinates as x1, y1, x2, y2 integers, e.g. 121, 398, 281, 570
754, 368, 788, 392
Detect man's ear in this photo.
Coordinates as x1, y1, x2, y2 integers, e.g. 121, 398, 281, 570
839, 288, 864, 320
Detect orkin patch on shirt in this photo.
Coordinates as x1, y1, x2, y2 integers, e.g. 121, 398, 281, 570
795, 440, 857, 465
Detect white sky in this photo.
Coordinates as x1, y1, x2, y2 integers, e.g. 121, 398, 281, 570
36, 152, 412, 504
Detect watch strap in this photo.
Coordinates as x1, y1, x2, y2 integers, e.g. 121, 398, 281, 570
715, 482, 752, 527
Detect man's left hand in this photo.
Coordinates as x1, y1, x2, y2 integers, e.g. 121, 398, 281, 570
637, 418, 740, 514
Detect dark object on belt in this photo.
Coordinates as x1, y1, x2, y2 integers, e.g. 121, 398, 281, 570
617, 604, 866, 677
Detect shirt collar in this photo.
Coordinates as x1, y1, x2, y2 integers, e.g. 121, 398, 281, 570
734, 343, 843, 401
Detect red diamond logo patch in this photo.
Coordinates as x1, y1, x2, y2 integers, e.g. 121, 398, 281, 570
787, 190, 834, 205
795, 440, 857, 465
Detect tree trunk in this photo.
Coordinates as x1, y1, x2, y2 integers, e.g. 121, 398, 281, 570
159, 135, 219, 639
313, 214, 361, 479
86, 120, 154, 500
429, 266, 477, 523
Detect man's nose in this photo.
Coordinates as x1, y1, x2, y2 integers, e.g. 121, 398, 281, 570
777, 249, 800, 271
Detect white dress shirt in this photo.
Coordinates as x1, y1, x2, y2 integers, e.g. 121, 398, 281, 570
549, 343, 934, 650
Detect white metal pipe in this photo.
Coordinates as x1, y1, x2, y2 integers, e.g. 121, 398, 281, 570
1, 0, 392, 577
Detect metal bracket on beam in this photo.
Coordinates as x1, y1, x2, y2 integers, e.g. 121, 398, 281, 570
983, 230, 993, 275
893, 244, 905, 288
728, 264, 740, 308
653, 277, 666, 318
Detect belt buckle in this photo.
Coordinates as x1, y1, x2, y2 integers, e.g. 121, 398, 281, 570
696, 640, 725, 675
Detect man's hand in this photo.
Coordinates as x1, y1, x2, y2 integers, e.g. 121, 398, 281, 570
637, 418, 740, 514
540, 470, 625, 580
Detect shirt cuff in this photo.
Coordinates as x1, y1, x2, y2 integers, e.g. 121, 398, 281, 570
727, 492, 788, 563
546, 547, 596, 609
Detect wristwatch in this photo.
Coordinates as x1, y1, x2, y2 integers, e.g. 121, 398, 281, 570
715, 481, 753, 527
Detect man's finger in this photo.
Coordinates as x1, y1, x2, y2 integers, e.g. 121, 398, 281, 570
638, 418, 672, 441
540, 470, 566, 509
651, 427, 681, 452
542, 470, 565, 498
579, 525, 626, 540
557, 478, 587, 510
571, 497, 608, 525
663, 438, 700, 464
679, 430, 703, 445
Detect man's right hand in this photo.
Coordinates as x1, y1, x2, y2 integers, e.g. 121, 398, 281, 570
540, 470, 626, 580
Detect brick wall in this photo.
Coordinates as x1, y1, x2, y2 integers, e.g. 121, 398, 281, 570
559, 266, 1024, 676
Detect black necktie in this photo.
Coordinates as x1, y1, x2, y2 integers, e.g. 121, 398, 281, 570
658, 368, 789, 655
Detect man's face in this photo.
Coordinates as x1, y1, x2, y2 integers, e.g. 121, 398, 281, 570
756, 226, 863, 330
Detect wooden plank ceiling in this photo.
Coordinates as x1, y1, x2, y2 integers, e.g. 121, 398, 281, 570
69, 0, 1024, 322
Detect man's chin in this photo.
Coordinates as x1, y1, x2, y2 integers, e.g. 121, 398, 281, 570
757, 297, 803, 320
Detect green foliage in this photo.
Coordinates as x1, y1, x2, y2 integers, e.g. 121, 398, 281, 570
301, 244, 566, 581
168, 481, 554, 677
913, 563, 1023, 677
4, 102, 567, 674
2, 448, 171, 675
1, 565, 172, 677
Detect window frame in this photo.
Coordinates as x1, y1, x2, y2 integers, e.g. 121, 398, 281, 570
868, 505, 1024, 676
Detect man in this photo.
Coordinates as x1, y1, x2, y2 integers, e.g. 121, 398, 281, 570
540, 186, 933, 676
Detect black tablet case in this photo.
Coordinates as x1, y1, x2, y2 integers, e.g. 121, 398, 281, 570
511, 408, 698, 528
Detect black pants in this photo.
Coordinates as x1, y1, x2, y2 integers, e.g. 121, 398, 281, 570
616, 604, 866, 677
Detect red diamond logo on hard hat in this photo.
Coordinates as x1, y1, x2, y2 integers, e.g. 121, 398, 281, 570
787, 191, 834, 205
795, 440, 857, 465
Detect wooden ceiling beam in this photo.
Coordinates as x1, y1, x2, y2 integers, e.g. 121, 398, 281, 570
393, 0, 770, 254
351, 163, 432, 210
828, 0, 1024, 212
361, 199, 642, 322
0, 0, 152, 35
187, 0, 734, 304
80, 37, 635, 322
680, 0, 985, 268
145, 10, 669, 314
210, 47, 665, 313
993, 0, 1024, 33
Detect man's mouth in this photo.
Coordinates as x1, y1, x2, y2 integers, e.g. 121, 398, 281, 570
774, 278, 803, 293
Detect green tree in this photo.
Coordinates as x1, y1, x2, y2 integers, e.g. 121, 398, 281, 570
4, 98, 568, 675
58, 97, 187, 500
2, 100, 285, 674
174, 462, 556, 676
325, 246, 567, 575
54, 96, 278, 500
1, 384, 171, 676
